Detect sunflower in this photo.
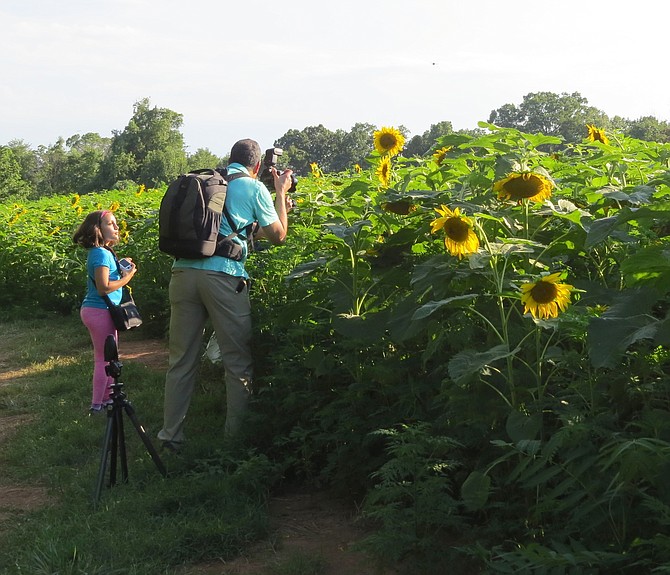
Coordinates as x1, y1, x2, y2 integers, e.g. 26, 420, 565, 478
431, 205, 479, 259
432, 146, 452, 165
376, 156, 392, 187
119, 221, 130, 243
586, 124, 609, 145
520, 272, 573, 320
381, 200, 416, 215
9, 208, 27, 226
354, 164, 362, 174
374, 126, 405, 157
310, 162, 322, 179
494, 172, 554, 203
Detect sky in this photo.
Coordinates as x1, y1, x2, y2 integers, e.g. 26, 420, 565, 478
1, 0, 669, 157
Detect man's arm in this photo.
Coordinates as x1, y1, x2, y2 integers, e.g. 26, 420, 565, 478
256, 167, 294, 245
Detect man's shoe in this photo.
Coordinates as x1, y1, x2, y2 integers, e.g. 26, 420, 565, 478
161, 440, 181, 453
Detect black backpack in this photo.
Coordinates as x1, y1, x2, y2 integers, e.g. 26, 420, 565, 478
158, 168, 252, 260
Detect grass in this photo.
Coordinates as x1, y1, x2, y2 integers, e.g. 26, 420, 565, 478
0, 315, 280, 575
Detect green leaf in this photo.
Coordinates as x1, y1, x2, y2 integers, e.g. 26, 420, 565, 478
323, 219, 372, 239
523, 133, 564, 147
332, 310, 388, 343
585, 206, 670, 248
589, 314, 659, 368
412, 295, 478, 321
584, 215, 622, 249
461, 471, 491, 511
544, 199, 591, 228
286, 257, 328, 280
620, 244, 670, 289
448, 344, 520, 383
587, 288, 661, 368
601, 185, 654, 205
654, 315, 670, 346
506, 411, 542, 443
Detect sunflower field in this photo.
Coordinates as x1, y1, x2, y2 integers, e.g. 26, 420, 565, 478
3, 123, 670, 573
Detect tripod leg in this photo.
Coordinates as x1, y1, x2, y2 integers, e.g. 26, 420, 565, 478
110, 410, 119, 487
116, 405, 129, 483
94, 411, 115, 504
123, 402, 167, 477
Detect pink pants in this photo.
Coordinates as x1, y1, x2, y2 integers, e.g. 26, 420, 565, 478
80, 307, 117, 406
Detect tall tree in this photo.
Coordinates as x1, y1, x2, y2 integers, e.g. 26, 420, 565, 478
404, 121, 454, 157
275, 124, 342, 175
31, 134, 110, 196
34, 138, 68, 197
488, 92, 609, 143
0, 146, 29, 199
331, 122, 376, 172
187, 148, 227, 172
98, 98, 187, 188
64, 133, 110, 194
625, 116, 670, 143
6, 139, 39, 191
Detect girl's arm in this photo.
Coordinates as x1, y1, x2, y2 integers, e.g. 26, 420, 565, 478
94, 265, 136, 296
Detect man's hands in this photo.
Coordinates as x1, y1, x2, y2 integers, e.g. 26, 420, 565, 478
257, 166, 293, 245
272, 167, 295, 212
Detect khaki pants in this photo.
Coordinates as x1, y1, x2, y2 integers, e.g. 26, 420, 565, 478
158, 268, 252, 443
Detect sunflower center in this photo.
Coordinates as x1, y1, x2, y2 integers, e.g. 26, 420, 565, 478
530, 280, 558, 304
504, 175, 543, 199
379, 134, 397, 150
444, 217, 470, 242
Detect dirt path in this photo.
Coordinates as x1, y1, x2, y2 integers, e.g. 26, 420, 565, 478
0, 338, 390, 574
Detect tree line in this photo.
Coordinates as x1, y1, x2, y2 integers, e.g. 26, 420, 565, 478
2, 92, 669, 200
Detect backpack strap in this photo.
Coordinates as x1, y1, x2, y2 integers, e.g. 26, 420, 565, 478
212, 168, 260, 259
220, 171, 250, 236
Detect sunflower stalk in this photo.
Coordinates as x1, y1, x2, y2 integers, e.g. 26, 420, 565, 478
466, 306, 504, 344
523, 199, 530, 240
475, 220, 519, 404
338, 234, 377, 317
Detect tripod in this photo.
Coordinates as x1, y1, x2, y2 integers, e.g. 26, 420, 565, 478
93, 335, 167, 505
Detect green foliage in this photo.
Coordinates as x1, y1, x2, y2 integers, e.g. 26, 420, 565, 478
4, 91, 669, 199
264, 552, 327, 575
98, 97, 187, 189
489, 91, 610, 143
0, 146, 30, 199
4, 123, 670, 572
357, 424, 467, 571
186, 147, 227, 172
250, 126, 670, 572
403, 120, 455, 157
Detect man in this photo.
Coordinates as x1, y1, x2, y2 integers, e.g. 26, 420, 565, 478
158, 138, 293, 449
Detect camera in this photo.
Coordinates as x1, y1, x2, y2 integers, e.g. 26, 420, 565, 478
259, 147, 298, 197
118, 258, 133, 272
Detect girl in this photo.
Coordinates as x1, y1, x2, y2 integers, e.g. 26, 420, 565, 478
73, 210, 137, 413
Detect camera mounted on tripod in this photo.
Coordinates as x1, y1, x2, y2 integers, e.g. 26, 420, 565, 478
259, 147, 298, 196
